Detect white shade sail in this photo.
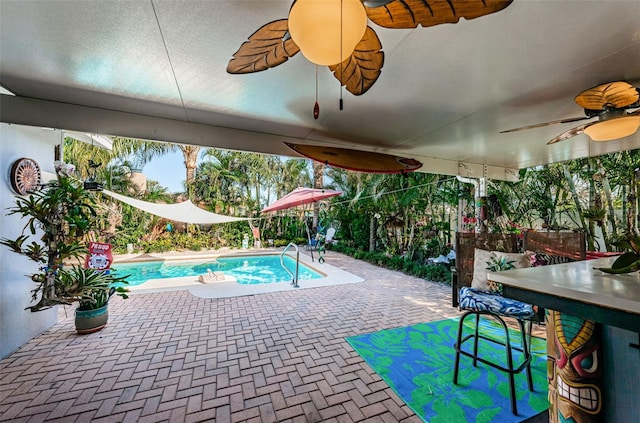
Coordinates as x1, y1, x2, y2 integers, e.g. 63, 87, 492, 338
102, 190, 249, 224
64, 131, 113, 150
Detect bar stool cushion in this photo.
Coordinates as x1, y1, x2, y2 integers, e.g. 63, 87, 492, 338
459, 287, 536, 319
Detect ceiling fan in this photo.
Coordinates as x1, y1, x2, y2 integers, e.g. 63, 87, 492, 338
227, 0, 513, 96
501, 81, 640, 145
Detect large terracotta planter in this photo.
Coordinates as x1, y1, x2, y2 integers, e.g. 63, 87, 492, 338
75, 304, 109, 334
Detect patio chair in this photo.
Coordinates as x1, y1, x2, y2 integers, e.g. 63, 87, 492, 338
325, 227, 336, 244
317, 228, 336, 263
306, 237, 319, 251
454, 286, 537, 415
453, 230, 587, 415
451, 232, 533, 415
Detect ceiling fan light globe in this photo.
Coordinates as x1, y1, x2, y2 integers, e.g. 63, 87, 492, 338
584, 116, 640, 141
288, 0, 367, 66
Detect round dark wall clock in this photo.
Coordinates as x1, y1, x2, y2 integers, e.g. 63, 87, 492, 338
10, 158, 42, 195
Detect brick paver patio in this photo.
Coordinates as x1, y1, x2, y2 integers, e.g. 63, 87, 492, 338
0, 251, 464, 422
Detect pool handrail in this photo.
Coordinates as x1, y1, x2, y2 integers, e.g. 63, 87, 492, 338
281, 243, 300, 288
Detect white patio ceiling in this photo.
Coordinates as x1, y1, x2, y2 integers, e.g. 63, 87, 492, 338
1, 0, 639, 181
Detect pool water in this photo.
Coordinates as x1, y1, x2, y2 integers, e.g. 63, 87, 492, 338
111, 255, 322, 286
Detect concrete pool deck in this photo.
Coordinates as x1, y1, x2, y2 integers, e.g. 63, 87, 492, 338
115, 248, 364, 299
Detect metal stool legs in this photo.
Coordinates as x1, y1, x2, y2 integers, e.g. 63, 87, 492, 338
453, 311, 534, 415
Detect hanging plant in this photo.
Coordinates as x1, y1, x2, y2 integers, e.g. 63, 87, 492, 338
583, 207, 606, 222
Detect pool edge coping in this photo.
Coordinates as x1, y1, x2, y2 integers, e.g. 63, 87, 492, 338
117, 248, 364, 299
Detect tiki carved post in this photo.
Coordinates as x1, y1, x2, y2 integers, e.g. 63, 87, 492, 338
546, 310, 604, 422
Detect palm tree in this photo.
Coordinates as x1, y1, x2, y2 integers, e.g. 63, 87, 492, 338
275, 158, 311, 197
116, 140, 201, 199
490, 165, 567, 230
64, 136, 172, 191
178, 145, 201, 200
194, 149, 240, 214
144, 180, 172, 203
262, 157, 311, 239
111, 137, 171, 170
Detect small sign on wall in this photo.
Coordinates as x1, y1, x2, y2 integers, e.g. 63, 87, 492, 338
84, 242, 113, 271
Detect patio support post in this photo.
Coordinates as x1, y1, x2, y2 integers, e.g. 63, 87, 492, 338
477, 176, 488, 233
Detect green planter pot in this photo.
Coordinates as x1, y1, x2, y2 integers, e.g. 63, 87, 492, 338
75, 304, 109, 334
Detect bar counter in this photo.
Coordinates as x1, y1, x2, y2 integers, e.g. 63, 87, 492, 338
488, 257, 640, 422
488, 257, 640, 332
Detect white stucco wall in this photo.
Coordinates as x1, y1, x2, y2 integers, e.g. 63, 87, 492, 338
1, 123, 60, 358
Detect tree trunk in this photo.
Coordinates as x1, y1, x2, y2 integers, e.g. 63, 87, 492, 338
596, 158, 618, 242
622, 185, 628, 237
562, 163, 593, 250
626, 172, 639, 236
599, 217, 609, 252
180, 145, 200, 200
587, 159, 600, 250
369, 214, 377, 252
406, 219, 415, 257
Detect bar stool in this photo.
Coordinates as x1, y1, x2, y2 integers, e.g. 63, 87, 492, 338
453, 287, 537, 415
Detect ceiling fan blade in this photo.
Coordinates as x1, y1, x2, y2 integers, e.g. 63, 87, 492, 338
547, 122, 598, 145
500, 116, 591, 134
227, 19, 299, 74
575, 81, 640, 110
364, 0, 513, 29
328, 26, 384, 96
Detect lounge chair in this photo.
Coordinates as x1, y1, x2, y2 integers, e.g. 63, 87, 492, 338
325, 227, 336, 244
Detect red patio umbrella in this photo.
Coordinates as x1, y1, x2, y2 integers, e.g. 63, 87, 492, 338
261, 187, 342, 263
261, 187, 342, 213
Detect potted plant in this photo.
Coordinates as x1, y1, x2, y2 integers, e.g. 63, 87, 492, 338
595, 235, 640, 274
0, 163, 129, 333
59, 265, 129, 333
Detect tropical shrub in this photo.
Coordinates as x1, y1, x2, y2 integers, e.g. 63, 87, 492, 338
332, 242, 451, 283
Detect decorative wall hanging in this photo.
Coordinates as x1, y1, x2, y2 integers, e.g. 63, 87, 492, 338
501, 81, 640, 144
9, 157, 42, 195
227, 0, 513, 96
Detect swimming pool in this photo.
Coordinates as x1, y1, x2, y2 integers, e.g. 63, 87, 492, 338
112, 254, 323, 286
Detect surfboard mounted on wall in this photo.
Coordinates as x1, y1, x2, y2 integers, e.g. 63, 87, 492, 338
285, 143, 423, 174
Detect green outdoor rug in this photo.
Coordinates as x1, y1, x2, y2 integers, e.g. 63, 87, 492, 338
346, 318, 549, 422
